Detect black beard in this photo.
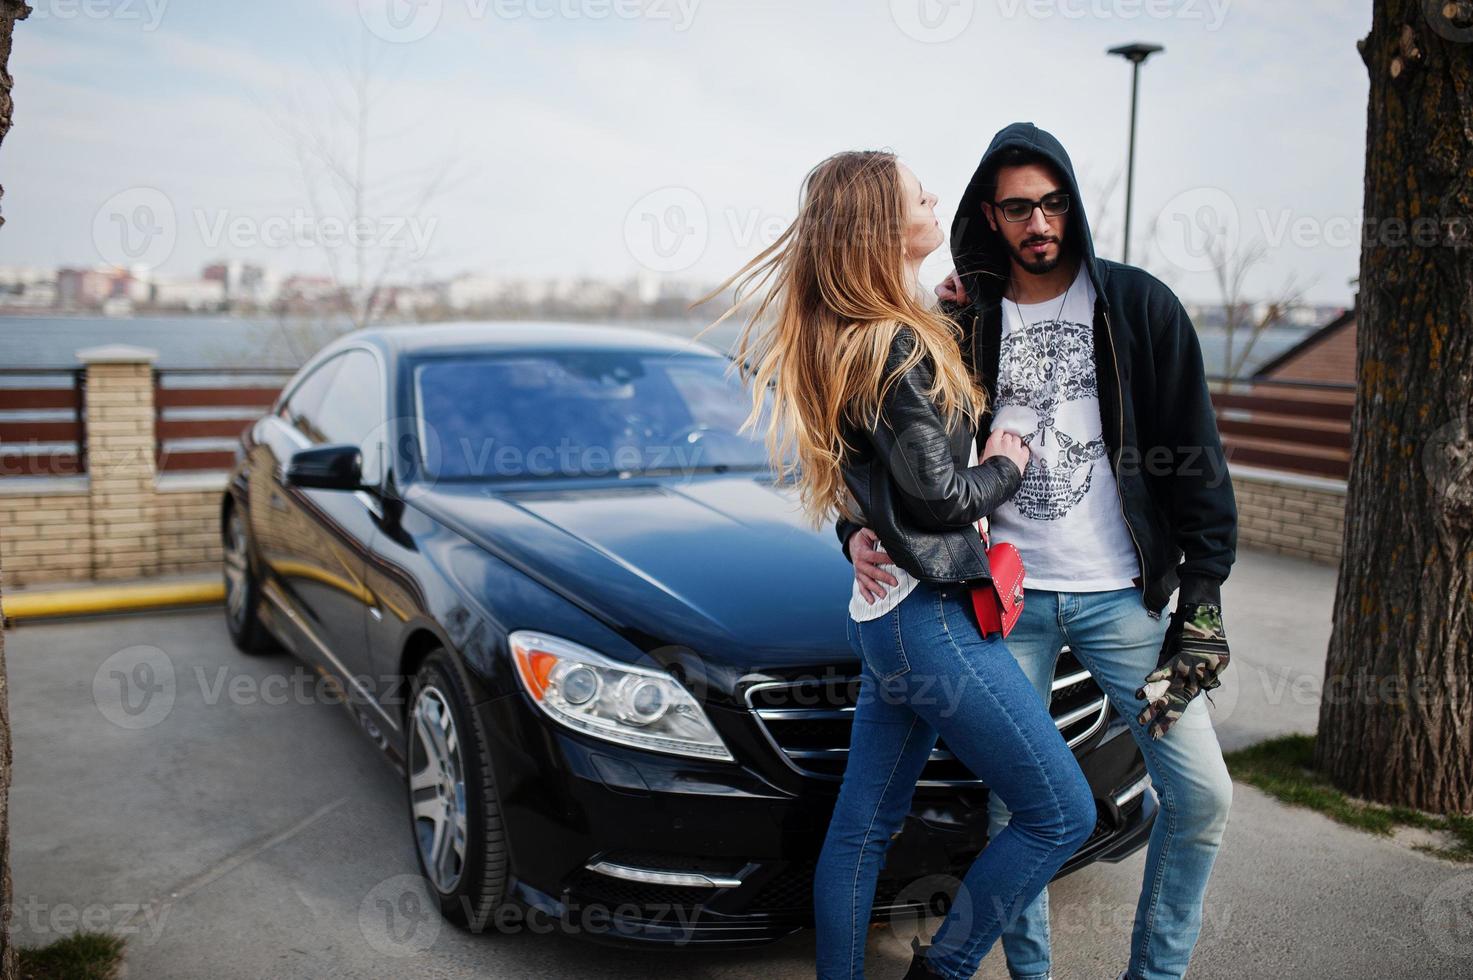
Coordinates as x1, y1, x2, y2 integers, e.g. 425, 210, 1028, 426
1008, 238, 1063, 275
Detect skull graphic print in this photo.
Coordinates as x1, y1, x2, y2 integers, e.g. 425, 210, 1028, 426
986, 263, 1141, 591
995, 317, 1110, 521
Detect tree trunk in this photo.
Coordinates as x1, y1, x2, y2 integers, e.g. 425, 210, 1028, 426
1314, 0, 1473, 814
0, 4, 28, 977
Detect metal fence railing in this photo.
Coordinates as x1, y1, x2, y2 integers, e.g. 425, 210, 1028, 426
0, 368, 87, 477
4, 367, 1358, 483
154, 368, 294, 474
1208, 376, 1355, 481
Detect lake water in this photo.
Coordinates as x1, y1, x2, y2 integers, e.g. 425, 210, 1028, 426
0, 314, 1311, 377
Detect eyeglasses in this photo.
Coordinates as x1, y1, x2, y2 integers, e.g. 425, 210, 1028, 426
992, 192, 1071, 223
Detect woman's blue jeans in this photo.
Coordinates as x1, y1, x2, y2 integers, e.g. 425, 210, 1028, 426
814, 578, 1097, 980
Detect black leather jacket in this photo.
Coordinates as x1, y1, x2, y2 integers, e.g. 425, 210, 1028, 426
836, 326, 1022, 585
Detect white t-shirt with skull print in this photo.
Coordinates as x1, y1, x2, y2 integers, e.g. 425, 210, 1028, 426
988, 261, 1140, 592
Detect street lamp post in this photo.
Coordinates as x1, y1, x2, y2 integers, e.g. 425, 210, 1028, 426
1108, 42, 1163, 266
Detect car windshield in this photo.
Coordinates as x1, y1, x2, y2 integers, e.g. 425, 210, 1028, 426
411, 349, 783, 481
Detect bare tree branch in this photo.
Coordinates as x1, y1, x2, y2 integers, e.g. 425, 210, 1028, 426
266, 28, 467, 333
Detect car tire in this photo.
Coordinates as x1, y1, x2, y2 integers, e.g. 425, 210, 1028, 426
222, 501, 278, 655
407, 649, 510, 930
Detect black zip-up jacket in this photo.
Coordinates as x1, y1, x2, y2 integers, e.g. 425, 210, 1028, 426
836, 122, 1237, 614
836, 325, 1024, 585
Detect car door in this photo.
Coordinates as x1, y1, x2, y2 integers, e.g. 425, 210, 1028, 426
255, 347, 386, 699
249, 352, 343, 620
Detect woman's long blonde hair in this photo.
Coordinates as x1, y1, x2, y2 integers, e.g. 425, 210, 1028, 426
697, 150, 990, 529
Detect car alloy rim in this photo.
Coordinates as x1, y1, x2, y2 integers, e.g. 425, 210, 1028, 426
410, 685, 468, 893
223, 512, 249, 629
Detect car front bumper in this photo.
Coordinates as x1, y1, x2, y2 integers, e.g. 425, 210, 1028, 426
474, 688, 1155, 948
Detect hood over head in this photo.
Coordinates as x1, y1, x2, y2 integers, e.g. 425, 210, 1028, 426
950, 122, 1103, 306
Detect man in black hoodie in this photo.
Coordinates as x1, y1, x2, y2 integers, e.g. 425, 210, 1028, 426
837, 124, 1235, 980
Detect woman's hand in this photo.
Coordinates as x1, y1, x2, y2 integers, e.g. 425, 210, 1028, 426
983, 429, 1030, 477
935, 270, 969, 306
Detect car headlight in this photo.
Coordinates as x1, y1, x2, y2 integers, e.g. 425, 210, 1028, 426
508, 630, 734, 762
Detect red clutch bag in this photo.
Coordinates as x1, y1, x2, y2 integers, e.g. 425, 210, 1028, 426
970, 520, 1025, 639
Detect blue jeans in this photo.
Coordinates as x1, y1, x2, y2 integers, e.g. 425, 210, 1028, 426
814, 579, 1097, 980
987, 587, 1234, 980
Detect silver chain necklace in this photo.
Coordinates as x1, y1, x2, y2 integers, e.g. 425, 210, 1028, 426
1006, 269, 1075, 448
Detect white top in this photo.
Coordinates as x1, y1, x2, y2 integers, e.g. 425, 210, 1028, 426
986, 262, 1139, 591
848, 440, 984, 622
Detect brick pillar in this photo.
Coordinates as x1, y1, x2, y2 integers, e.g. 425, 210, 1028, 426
77, 345, 159, 581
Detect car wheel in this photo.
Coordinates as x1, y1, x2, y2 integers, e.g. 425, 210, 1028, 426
222, 502, 277, 655
407, 650, 510, 929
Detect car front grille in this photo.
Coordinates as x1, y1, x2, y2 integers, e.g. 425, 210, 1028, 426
745, 649, 1110, 786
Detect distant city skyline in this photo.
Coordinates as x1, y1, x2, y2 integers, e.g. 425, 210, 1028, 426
0, 258, 1348, 358
0, 1, 1369, 305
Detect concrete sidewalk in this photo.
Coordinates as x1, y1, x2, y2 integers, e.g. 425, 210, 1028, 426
1214, 546, 1339, 751
7, 546, 1470, 979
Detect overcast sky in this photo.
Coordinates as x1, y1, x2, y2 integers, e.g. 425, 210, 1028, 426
0, 0, 1371, 304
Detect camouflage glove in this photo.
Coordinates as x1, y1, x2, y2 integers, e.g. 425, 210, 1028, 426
1134, 602, 1230, 740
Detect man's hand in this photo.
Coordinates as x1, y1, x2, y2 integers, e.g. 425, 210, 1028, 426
1135, 602, 1231, 739
935, 270, 969, 306
849, 528, 900, 603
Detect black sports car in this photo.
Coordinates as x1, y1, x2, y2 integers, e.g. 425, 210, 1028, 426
220, 321, 1155, 947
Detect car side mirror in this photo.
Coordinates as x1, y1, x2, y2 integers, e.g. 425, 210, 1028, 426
286, 443, 363, 491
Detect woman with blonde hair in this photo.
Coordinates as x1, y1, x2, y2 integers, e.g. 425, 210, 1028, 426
709, 150, 1096, 979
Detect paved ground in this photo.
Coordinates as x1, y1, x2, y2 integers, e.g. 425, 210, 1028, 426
7, 547, 1472, 978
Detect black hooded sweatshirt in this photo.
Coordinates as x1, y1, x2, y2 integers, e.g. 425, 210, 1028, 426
837, 123, 1236, 614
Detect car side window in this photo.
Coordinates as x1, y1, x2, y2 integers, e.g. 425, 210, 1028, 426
281, 355, 345, 444
313, 349, 385, 485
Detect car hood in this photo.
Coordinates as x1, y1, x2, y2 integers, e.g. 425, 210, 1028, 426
407, 472, 858, 670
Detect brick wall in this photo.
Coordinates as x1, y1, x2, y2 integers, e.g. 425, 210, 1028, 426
157, 477, 226, 576
1231, 465, 1346, 564
0, 482, 93, 588
1, 345, 229, 589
